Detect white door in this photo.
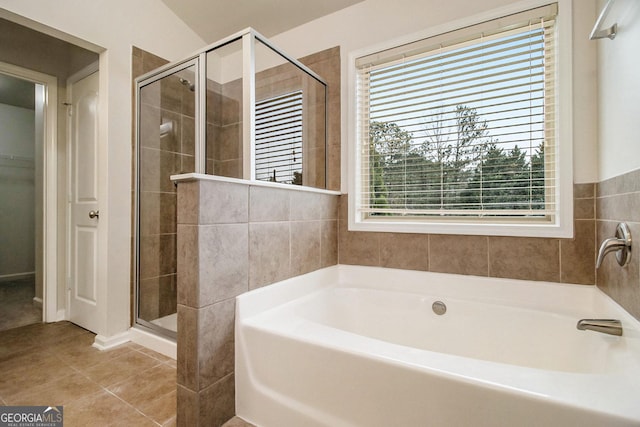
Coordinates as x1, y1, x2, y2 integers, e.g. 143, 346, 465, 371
68, 71, 100, 333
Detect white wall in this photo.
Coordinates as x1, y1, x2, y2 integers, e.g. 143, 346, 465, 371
0, 0, 205, 337
0, 103, 35, 278
597, 0, 640, 181
270, 0, 599, 187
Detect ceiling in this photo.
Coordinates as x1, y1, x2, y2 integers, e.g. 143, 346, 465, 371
160, 0, 365, 43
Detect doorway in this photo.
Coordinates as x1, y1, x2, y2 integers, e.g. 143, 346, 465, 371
0, 71, 40, 331
0, 16, 100, 332
0, 63, 58, 331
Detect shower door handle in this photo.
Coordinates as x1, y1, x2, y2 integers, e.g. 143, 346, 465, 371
89, 210, 99, 219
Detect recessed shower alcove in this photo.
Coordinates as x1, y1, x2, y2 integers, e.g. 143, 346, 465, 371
133, 28, 328, 338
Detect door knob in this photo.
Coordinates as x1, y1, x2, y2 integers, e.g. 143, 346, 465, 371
89, 210, 99, 219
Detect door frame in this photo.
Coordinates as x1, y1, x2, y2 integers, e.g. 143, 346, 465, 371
0, 61, 58, 323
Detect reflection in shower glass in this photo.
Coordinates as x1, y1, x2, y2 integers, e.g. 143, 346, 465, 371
254, 38, 326, 187
255, 90, 303, 184
137, 64, 196, 336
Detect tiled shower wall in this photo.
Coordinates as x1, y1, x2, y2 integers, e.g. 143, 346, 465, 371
596, 169, 640, 320
175, 178, 338, 426
207, 79, 243, 179
132, 47, 184, 322
302, 47, 341, 191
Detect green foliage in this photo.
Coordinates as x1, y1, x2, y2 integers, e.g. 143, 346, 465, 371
368, 105, 547, 216
368, 122, 412, 213
463, 143, 538, 211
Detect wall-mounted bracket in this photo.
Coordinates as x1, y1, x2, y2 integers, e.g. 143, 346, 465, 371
590, 0, 618, 40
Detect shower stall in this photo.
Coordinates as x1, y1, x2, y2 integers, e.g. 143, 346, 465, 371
134, 29, 327, 338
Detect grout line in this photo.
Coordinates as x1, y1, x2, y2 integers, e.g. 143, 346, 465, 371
377, 232, 381, 266
427, 235, 431, 272
558, 238, 563, 283
596, 191, 640, 199
485, 236, 490, 277
103, 388, 163, 426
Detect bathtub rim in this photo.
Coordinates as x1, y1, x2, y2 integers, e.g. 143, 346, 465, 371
237, 264, 635, 323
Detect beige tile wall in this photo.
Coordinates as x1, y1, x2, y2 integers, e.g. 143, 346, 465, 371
132, 47, 167, 324
175, 178, 339, 426
596, 169, 640, 320
133, 48, 198, 323
300, 46, 341, 191
339, 183, 597, 286
209, 79, 243, 179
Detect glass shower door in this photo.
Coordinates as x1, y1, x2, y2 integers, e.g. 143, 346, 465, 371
136, 61, 197, 337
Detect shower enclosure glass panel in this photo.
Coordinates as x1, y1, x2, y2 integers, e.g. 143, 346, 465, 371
136, 62, 197, 337
135, 29, 327, 341
254, 39, 326, 187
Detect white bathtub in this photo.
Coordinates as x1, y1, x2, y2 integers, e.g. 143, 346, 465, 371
235, 265, 640, 427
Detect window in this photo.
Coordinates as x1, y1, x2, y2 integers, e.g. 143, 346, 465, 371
255, 91, 303, 185
350, 2, 573, 237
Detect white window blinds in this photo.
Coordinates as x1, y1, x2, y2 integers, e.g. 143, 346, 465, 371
255, 91, 303, 185
356, 4, 558, 221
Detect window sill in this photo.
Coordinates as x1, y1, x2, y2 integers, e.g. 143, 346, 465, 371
348, 216, 574, 239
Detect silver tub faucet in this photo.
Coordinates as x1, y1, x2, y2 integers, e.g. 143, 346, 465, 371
577, 319, 623, 336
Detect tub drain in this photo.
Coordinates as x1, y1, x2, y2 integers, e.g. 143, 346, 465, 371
432, 301, 447, 315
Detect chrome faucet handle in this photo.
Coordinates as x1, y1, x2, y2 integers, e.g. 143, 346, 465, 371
596, 222, 631, 269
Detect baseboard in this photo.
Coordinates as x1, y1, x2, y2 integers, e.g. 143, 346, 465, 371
55, 309, 66, 322
129, 326, 177, 359
92, 331, 131, 351
0, 272, 36, 282
32, 297, 43, 308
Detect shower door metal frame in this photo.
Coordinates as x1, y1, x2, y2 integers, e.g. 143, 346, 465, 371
134, 57, 199, 339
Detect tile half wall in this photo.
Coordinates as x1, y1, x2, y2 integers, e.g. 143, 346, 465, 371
175, 178, 339, 426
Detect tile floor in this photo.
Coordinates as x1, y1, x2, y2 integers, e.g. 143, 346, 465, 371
0, 321, 176, 426
0, 321, 257, 426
